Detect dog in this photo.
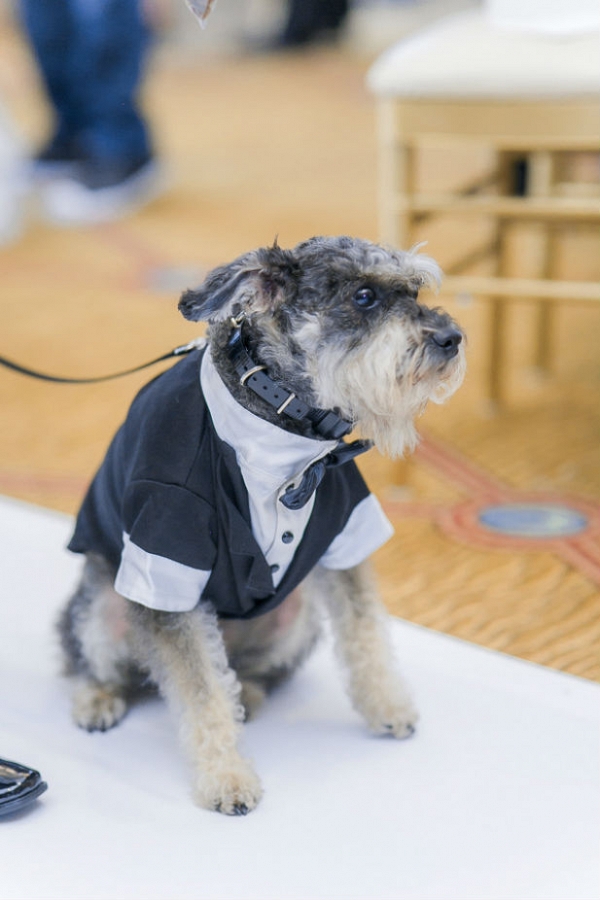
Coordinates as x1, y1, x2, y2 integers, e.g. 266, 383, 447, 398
58, 236, 465, 815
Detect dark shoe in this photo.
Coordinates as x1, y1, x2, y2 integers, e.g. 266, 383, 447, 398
30, 134, 83, 182
76, 155, 155, 190
35, 134, 81, 165
40, 155, 164, 225
278, 0, 348, 47
0, 758, 47, 817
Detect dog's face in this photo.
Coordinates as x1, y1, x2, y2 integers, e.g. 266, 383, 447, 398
180, 236, 465, 456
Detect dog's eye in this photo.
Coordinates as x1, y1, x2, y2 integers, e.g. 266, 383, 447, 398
353, 287, 379, 310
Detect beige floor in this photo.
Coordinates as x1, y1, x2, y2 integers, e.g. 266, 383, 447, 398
1, 14, 599, 679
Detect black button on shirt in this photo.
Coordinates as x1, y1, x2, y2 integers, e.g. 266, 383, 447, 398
281, 531, 294, 544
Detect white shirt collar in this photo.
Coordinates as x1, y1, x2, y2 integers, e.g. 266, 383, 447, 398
200, 346, 338, 486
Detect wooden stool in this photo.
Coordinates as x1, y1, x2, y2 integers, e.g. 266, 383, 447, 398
367, 5, 600, 408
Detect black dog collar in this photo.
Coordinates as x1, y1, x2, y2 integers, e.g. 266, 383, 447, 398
226, 319, 353, 441
225, 318, 373, 508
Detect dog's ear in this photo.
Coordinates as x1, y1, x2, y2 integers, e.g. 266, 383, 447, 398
179, 245, 300, 323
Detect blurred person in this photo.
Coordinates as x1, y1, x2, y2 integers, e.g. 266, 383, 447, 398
267, 0, 349, 49
19, 0, 161, 224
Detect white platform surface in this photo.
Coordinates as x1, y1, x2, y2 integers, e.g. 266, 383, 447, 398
1, 495, 598, 900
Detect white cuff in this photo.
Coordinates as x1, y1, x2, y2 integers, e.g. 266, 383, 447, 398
319, 495, 394, 570
115, 533, 211, 612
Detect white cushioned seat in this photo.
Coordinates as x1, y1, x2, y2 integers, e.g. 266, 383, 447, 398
367, 9, 600, 99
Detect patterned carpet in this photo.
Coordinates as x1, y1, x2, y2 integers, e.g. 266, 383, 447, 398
1, 15, 598, 680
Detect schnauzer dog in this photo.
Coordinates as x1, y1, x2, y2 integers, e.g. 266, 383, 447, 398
59, 236, 465, 815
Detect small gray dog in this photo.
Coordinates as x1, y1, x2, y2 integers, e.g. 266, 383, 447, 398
59, 236, 465, 815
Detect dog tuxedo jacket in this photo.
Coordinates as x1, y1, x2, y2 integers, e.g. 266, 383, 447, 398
68, 347, 393, 619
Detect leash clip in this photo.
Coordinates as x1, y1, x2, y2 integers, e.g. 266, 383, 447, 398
172, 337, 206, 356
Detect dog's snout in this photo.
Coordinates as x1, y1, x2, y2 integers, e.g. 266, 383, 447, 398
430, 326, 462, 358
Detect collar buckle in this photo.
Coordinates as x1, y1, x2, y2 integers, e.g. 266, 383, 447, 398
239, 364, 267, 386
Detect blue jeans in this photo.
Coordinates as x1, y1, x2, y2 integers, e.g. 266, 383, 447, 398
20, 0, 152, 164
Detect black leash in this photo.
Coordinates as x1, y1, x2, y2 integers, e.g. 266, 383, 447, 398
1, 326, 372, 509
0, 339, 205, 385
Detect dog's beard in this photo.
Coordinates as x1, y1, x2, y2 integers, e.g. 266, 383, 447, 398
310, 319, 466, 458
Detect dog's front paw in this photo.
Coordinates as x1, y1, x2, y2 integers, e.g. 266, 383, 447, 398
71, 681, 128, 732
362, 697, 419, 740
193, 755, 263, 816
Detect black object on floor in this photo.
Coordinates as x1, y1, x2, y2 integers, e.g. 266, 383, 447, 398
0, 758, 47, 817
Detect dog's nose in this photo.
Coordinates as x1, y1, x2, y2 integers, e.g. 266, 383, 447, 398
430, 326, 462, 357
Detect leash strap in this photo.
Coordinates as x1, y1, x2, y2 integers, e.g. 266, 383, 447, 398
0, 339, 205, 385
1, 328, 371, 508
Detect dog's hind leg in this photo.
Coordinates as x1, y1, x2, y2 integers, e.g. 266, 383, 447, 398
308, 562, 418, 739
220, 587, 322, 720
127, 602, 263, 815
58, 554, 133, 732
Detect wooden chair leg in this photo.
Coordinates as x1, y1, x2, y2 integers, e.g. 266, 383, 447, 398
488, 296, 508, 410
377, 99, 419, 485
528, 151, 559, 376
376, 99, 400, 246
376, 99, 415, 250
485, 154, 513, 410
533, 294, 556, 374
